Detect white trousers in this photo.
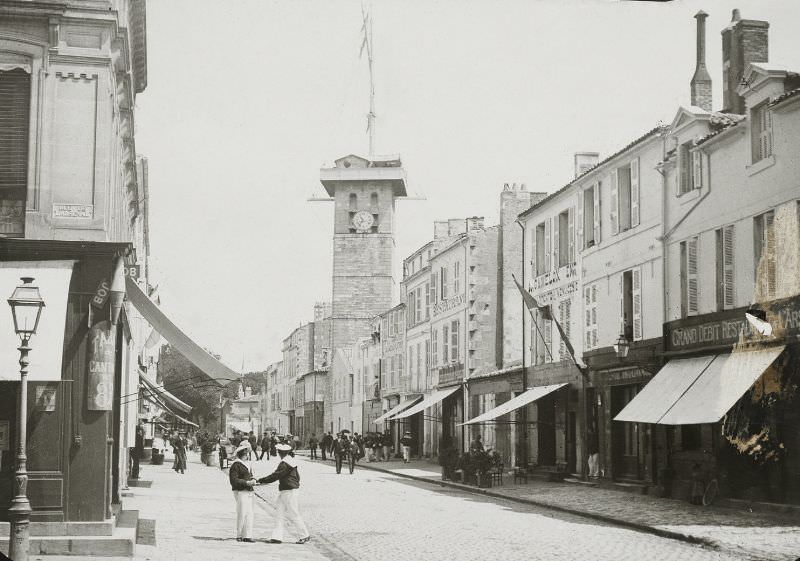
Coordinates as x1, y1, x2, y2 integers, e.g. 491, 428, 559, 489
271, 489, 309, 542
234, 490, 254, 539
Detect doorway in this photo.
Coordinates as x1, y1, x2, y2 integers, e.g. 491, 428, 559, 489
537, 397, 556, 466
611, 385, 644, 480
566, 411, 577, 474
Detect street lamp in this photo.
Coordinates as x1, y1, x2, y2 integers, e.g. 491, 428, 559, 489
7, 277, 45, 561
613, 334, 630, 359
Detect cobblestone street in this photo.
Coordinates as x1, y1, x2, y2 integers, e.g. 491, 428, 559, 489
117, 453, 800, 561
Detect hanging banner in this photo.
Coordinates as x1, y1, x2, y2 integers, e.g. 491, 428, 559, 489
88, 322, 115, 410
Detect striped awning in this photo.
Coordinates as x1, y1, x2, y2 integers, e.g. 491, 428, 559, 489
459, 383, 567, 425
373, 396, 422, 424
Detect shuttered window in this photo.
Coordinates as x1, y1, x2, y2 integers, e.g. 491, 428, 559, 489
754, 211, 776, 298
751, 102, 773, 163
0, 68, 31, 237
680, 237, 699, 317
716, 225, 735, 310
558, 299, 571, 361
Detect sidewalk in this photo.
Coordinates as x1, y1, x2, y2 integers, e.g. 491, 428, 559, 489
118, 451, 330, 561
303, 452, 800, 561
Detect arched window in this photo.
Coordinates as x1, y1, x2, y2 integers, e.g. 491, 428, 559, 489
349, 193, 357, 210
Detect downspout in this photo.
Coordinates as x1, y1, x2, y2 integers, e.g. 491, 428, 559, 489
463, 238, 469, 453
515, 218, 527, 469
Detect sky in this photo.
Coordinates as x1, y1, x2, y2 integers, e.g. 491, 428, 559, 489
134, 0, 800, 371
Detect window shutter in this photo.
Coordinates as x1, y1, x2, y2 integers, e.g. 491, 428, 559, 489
591, 284, 598, 348
543, 318, 552, 362
544, 218, 552, 272
577, 192, 584, 251
691, 150, 702, 190
0, 68, 31, 237
593, 182, 601, 244
529, 227, 536, 281
632, 267, 642, 341
630, 157, 640, 227
610, 170, 619, 235
552, 215, 560, 270
568, 206, 575, 263
430, 271, 438, 304
559, 302, 566, 360
442, 325, 449, 363
619, 275, 625, 336
723, 225, 735, 309
687, 238, 699, 315
765, 213, 776, 297
584, 285, 592, 349
679, 144, 689, 194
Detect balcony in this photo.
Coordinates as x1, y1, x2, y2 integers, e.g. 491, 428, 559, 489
437, 362, 464, 386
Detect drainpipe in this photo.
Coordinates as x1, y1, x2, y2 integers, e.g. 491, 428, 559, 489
463, 238, 469, 454
515, 218, 528, 469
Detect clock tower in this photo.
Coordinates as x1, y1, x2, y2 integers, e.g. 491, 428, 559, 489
319, 153, 407, 432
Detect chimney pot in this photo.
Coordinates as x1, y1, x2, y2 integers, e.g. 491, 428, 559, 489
691, 9, 713, 111
732, 9, 741, 22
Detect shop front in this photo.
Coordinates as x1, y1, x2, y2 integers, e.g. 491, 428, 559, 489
464, 372, 522, 467
616, 297, 800, 504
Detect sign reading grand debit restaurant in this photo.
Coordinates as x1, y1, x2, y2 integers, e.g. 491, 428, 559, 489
665, 296, 800, 352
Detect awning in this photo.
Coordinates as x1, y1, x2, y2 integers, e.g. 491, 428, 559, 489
390, 386, 460, 420
140, 372, 192, 414
0, 261, 74, 381
125, 276, 239, 385
615, 346, 785, 425
373, 396, 423, 424
165, 411, 198, 428
458, 383, 567, 425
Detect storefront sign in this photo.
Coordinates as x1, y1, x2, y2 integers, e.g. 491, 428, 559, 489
88, 323, 115, 410
432, 294, 465, 316
382, 339, 403, 355
91, 278, 111, 309
123, 264, 140, 279
53, 203, 93, 219
665, 296, 800, 352
602, 368, 651, 385
532, 263, 577, 291
531, 280, 579, 306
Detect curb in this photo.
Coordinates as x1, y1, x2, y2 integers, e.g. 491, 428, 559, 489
302, 453, 716, 550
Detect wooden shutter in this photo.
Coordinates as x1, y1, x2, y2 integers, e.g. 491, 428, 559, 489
584, 286, 592, 348
610, 170, 619, 235
529, 227, 537, 280
591, 284, 598, 348
552, 215, 560, 270
543, 318, 552, 362
619, 275, 626, 336
442, 324, 449, 363
765, 213, 776, 297
691, 150, 702, 190
687, 238, 699, 315
630, 157, 640, 227
544, 218, 552, 272
568, 206, 575, 263
0, 69, 31, 237
679, 144, 689, 194
430, 271, 438, 304
723, 225, 735, 309
593, 182, 601, 245
577, 192, 584, 251
632, 267, 642, 340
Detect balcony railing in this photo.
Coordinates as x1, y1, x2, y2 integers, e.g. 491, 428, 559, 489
437, 362, 464, 386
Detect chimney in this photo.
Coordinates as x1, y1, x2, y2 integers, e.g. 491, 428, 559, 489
574, 152, 600, 178
722, 9, 769, 114
433, 221, 449, 239
691, 11, 713, 111
466, 216, 485, 232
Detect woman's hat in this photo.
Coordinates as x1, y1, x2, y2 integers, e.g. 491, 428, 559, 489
276, 443, 292, 452
234, 441, 251, 456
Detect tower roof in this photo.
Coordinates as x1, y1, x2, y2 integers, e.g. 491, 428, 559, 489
319, 154, 407, 197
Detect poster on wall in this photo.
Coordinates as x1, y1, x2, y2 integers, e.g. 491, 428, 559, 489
35, 385, 57, 412
87, 322, 115, 411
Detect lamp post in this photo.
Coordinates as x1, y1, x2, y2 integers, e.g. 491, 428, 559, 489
7, 277, 45, 561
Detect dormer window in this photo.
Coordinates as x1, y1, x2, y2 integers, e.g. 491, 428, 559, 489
751, 101, 772, 163
678, 142, 702, 194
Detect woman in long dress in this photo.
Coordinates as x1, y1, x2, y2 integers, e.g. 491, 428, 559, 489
174, 432, 188, 474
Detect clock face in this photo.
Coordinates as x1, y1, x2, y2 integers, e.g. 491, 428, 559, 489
352, 211, 375, 232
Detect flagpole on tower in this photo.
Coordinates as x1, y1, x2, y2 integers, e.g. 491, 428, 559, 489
360, 3, 375, 156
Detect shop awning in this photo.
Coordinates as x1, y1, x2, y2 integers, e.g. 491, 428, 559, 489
165, 411, 199, 428
140, 372, 193, 414
0, 261, 74, 382
125, 276, 239, 385
458, 383, 568, 425
373, 396, 423, 424
390, 386, 460, 420
615, 346, 785, 425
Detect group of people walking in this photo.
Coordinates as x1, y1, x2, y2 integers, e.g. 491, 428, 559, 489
308, 430, 411, 464
228, 439, 311, 545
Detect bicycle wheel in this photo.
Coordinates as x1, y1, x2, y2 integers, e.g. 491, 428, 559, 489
702, 478, 719, 506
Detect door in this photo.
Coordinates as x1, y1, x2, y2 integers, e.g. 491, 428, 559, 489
537, 397, 556, 466
566, 411, 577, 474
612, 385, 643, 480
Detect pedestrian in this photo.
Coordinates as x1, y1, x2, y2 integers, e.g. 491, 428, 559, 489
230, 431, 241, 448
257, 443, 311, 545
308, 434, 318, 460
354, 433, 365, 461
248, 431, 257, 454
270, 432, 278, 457
382, 430, 391, 461
333, 433, 349, 474
218, 434, 228, 470
587, 429, 600, 478
400, 431, 413, 463
363, 433, 373, 462
293, 433, 301, 450
259, 432, 270, 461
131, 423, 145, 479
174, 431, 188, 474
320, 432, 331, 461
372, 432, 382, 462
229, 442, 257, 543
469, 433, 484, 454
